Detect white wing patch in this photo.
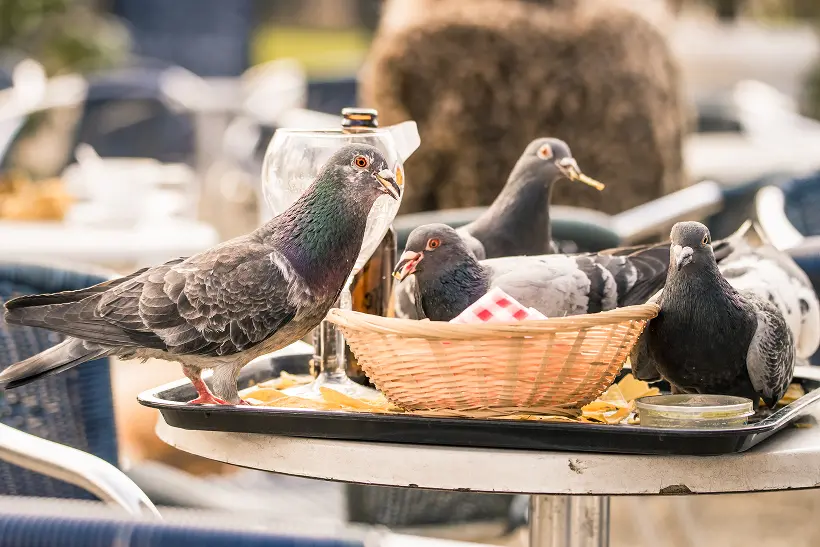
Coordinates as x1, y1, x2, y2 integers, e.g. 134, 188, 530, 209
721, 253, 820, 359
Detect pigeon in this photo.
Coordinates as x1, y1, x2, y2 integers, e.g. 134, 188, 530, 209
716, 221, 820, 361
0, 144, 401, 405
392, 224, 683, 322
630, 221, 796, 408
392, 138, 603, 319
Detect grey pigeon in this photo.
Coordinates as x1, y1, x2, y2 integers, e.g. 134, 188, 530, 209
630, 221, 796, 408
716, 221, 819, 360
392, 224, 679, 322
393, 138, 603, 319
0, 144, 401, 405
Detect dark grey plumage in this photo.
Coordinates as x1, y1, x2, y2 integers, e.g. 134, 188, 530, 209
392, 224, 674, 322
393, 138, 602, 319
1, 144, 400, 405
630, 221, 796, 408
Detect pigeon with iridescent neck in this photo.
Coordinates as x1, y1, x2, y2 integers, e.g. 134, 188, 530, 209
1, 144, 400, 405
392, 138, 603, 319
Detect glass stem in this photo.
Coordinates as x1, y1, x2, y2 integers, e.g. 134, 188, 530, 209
311, 275, 354, 381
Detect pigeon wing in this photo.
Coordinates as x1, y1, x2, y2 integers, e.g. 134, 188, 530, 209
630, 330, 662, 383
392, 277, 423, 320
575, 245, 671, 310
97, 241, 302, 357
489, 255, 592, 317
743, 291, 796, 406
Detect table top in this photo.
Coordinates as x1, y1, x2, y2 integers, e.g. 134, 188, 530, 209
156, 394, 820, 497
0, 217, 218, 267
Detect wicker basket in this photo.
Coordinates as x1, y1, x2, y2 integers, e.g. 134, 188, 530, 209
327, 303, 659, 415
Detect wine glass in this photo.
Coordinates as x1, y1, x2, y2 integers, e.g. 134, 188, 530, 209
261, 128, 404, 399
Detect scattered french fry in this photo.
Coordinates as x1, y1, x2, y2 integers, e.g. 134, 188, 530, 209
319, 387, 390, 412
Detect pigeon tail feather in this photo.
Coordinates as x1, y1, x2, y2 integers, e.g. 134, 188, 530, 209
4, 268, 148, 312
0, 339, 107, 390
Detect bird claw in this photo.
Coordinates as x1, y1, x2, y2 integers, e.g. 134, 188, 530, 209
187, 394, 232, 406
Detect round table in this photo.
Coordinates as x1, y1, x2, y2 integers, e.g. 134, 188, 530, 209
156, 404, 820, 547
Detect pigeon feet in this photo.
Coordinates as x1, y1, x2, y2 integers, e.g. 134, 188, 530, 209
183, 365, 234, 406
187, 393, 232, 405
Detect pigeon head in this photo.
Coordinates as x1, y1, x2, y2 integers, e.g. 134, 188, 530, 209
393, 224, 475, 282
323, 143, 401, 201
669, 221, 714, 270
514, 138, 604, 191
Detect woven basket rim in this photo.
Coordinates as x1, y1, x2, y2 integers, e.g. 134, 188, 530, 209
327, 303, 659, 339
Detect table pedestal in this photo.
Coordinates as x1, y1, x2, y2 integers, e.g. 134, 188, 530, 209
530, 495, 609, 547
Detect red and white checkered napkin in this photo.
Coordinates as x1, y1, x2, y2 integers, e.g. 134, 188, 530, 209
449, 287, 548, 324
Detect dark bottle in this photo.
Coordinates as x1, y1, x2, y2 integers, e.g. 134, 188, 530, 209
342, 108, 398, 386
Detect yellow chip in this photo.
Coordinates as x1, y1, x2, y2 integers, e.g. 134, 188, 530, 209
240, 388, 291, 404
319, 387, 390, 412
581, 401, 620, 413
777, 383, 805, 406
598, 384, 629, 406
616, 374, 659, 402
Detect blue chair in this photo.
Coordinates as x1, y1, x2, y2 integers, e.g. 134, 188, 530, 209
0, 262, 118, 499
0, 511, 363, 547
306, 78, 358, 116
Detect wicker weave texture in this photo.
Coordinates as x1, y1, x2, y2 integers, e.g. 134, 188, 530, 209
328, 304, 659, 413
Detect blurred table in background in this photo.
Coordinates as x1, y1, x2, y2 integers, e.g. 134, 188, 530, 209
0, 218, 218, 270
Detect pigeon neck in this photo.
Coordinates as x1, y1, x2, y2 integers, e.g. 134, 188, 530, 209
664, 260, 744, 311
417, 257, 491, 321
469, 170, 554, 256
264, 181, 372, 293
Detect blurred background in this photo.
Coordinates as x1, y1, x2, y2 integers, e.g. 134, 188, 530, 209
2, 0, 820, 545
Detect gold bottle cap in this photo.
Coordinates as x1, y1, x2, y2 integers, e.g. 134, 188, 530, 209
342, 107, 378, 129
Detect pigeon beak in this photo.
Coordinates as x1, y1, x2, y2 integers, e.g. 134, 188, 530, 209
672, 244, 694, 269
393, 251, 423, 281
556, 158, 605, 191
375, 169, 401, 200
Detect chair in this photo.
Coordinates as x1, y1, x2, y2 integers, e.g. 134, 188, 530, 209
0, 262, 120, 499
394, 179, 728, 253
0, 499, 365, 547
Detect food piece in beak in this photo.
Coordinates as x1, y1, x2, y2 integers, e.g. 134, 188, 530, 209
557, 158, 605, 191
375, 169, 402, 200
392, 250, 423, 281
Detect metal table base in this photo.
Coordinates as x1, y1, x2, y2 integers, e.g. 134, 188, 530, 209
530, 495, 609, 547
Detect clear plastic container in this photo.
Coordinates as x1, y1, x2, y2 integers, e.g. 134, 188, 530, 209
635, 394, 755, 428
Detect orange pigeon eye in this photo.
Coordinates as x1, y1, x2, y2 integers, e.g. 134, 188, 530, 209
702, 234, 710, 245
426, 238, 441, 250
537, 144, 553, 160
353, 156, 369, 168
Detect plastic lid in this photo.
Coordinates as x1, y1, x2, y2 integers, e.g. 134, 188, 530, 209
635, 394, 754, 418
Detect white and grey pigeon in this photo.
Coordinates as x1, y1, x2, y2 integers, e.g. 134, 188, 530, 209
716, 221, 820, 361
630, 221, 797, 408
392, 138, 603, 319
392, 224, 695, 322
0, 144, 401, 405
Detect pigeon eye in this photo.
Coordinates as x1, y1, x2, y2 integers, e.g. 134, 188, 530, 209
353, 156, 369, 168
537, 144, 553, 160
426, 238, 441, 250
702, 234, 710, 245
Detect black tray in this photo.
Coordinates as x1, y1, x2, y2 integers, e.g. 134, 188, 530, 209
139, 345, 820, 456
